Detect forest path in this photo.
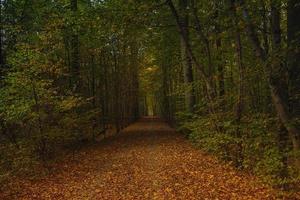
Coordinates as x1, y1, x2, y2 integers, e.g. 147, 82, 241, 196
4, 117, 278, 199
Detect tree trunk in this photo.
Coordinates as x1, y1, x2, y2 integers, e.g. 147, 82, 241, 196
216, 38, 225, 98
70, 0, 80, 92
229, 0, 245, 168
213, 1, 225, 100
112, 43, 120, 133
287, 0, 300, 142
260, 0, 269, 55
179, 0, 196, 113
0, 1, 4, 81
270, 0, 289, 182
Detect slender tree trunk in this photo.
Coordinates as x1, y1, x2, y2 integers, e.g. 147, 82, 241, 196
179, 0, 196, 113
216, 38, 225, 98
270, 1, 289, 182
214, 1, 225, 100
234, 25, 244, 168
89, 56, 97, 141
103, 53, 109, 130
162, 63, 171, 121
91, 55, 96, 107
0, 1, 4, 81
70, 0, 80, 92
112, 44, 120, 133
130, 42, 140, 120
287, 0, 300, 142
31, 80, 43, 137
260, 0, 269, 55
229, 0, 245, 168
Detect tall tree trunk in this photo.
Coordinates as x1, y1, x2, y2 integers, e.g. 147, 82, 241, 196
270, 0, 289, 181
0, 1, 4, 81
70, 0, 80, 92
260, 0, 269, 56
216, 38, 225, 98
130, 42, 140, 120
112, 44, 120, 133
103, 52, 109, 130
214, 1, 225, 99
229, 0, 245, 168
91, 55, 96, 107
179, 0, 196, 113
162, 63, 172, 122
287, 0, 300, 143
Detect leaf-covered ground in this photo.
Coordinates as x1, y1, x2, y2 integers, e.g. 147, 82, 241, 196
0, 118, 296, 199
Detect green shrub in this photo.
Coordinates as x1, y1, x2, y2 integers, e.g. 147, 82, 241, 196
177, 109, 297, 187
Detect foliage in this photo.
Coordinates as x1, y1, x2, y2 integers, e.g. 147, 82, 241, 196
0, 0, 299, 196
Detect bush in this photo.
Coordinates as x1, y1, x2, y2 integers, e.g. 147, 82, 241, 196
177, 109, 297, 187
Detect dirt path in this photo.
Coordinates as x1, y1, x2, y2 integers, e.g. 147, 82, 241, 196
2, 117, 281, 199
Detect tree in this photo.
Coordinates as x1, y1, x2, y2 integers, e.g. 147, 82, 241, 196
232, 0, 299, 152
287, 0, 300, 143
179, 0, 195, 113
70, 0, 80, 92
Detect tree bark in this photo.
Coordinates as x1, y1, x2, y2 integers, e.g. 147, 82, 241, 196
214, 1, 225, 99
216, 38, 225, 98
229, 0, 245, 168
270, 0, 289, 181
179, 0, 196, 113
287, 0, 300, 139
0, 1, 5, 81
70, 0, 80, 92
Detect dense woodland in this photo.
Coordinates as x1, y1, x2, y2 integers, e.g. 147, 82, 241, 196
0, 0, 300, 193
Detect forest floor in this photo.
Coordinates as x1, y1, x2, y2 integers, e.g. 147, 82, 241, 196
0, 117, 297, 199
